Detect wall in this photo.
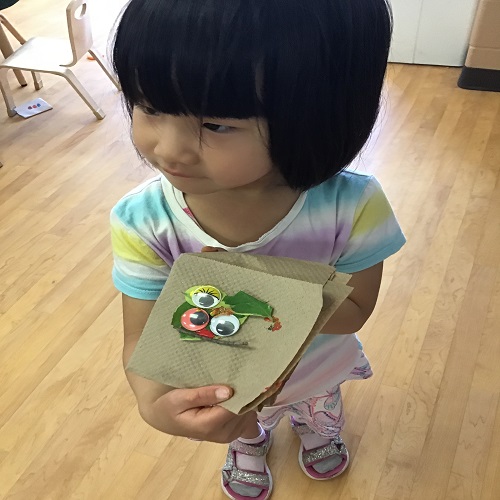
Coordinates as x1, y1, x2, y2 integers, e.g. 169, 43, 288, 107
389, 0, 479, 66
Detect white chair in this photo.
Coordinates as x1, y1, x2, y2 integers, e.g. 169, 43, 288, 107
0, 0, 120, 120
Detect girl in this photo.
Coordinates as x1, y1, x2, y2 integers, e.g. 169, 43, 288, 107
110, 1, 405, 499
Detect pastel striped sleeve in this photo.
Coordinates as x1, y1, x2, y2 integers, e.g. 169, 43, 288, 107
111, 210, 170, 300
335, 176, 406, 273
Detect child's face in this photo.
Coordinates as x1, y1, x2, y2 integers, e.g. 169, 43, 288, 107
132, 106, 279, 195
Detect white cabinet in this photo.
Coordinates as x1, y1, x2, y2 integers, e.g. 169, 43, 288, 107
389, 0, 480, 66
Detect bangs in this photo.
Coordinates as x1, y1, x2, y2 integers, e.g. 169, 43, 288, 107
113, 0, 263, 119
113, 0, 392, 191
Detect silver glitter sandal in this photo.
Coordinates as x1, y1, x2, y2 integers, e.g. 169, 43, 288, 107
290, 417, 349, 480
221, 431, 273, 500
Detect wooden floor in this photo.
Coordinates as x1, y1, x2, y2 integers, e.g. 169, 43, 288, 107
1, 2, 500, 499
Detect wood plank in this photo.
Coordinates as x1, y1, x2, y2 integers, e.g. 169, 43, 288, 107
338, 385, 406, 499
101, 451, 158, 500
409, 264, 497, 499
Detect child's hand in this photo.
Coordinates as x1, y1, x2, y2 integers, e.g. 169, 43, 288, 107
139, 249, 239, 441
141, 385, 256, 443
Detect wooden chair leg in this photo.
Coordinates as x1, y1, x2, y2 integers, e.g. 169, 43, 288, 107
0, 22, 27, 87
0, 67, 17, 117
12, 68, 26, 87
88, 48, 121, 91
31, 71, 43, 90
0, 15, 27, 44
61, 68, 105, 120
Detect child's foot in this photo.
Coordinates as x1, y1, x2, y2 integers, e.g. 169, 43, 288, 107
221, 426, 273, 500
290, 417, 349, 480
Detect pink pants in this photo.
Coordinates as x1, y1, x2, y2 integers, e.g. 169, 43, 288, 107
258, 384, 344, 438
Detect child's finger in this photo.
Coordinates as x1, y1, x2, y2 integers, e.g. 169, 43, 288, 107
168, 385, 233, 413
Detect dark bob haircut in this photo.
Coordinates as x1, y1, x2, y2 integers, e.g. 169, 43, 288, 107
113, 0, 392, 191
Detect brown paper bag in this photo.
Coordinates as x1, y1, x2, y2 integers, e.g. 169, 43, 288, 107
127, 253, 352, 414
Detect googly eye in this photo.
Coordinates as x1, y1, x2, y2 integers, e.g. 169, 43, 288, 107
210, 315, 240, 337
181, 308, 210, 331
191, 285, 222, 309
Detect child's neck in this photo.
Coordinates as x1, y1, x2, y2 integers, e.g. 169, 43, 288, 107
184, 184, 301, 248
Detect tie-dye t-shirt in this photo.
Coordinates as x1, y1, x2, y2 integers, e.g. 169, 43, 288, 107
111, 170, 405, 405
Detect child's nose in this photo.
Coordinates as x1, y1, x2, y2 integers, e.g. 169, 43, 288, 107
153, 120, 200, 165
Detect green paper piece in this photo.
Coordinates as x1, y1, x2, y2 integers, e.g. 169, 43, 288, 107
224, 291, 273, 318
172, 301, 193, 329
180, 332, 202, 341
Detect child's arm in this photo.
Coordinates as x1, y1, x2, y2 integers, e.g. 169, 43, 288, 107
321, 262, 383, 335
122, 294, 257, 442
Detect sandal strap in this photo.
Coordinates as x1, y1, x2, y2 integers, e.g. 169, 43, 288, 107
290, 417, 315, 436
302, 436, 347, 467
222, 448, 271, 488
222, 466, 271, 488
229, 432, 271, 457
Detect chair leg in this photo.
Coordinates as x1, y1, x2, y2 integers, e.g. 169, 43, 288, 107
0, 15, 27, 44
88, 48, 121, 91
0, 67, 17, 117
12, 68, 26, 87
61, 68, 105, 120
0, 22, 27, 87
32, 72, 43, 90
0, 17, 43, 91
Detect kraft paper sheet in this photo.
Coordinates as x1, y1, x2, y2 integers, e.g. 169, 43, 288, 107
127, 253, 352, 414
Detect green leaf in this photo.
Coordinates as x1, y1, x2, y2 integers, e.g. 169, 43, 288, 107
236, 315, 248, 326
183, 288, 197, 307
224, 291, 273, 318
179, 331, 202, 342
171, 301, 193, 328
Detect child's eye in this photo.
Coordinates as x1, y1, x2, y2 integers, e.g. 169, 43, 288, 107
202, 122, 234, 134
137, 104, 160, 116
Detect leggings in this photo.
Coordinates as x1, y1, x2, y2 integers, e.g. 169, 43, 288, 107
258, 384, 344, 438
